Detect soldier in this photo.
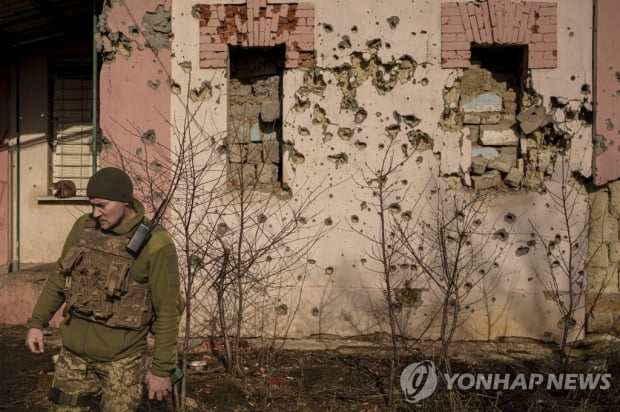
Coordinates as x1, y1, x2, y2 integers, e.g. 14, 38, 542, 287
25, 167, 183, 411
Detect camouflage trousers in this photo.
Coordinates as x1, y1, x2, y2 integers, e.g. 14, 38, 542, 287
50, 347, 145, 412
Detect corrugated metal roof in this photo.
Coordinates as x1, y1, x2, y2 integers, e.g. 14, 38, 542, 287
0, 0, 99, 51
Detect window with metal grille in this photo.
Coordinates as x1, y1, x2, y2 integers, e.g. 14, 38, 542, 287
51, 58, 98, 196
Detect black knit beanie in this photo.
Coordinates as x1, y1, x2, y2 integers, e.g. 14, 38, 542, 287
86, 167, 133, 203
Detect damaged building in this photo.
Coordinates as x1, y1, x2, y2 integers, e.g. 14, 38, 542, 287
1, 0, 620, 345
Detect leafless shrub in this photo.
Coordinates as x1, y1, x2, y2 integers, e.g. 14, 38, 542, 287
104, 71, 330, 410
395, 186, 507, 374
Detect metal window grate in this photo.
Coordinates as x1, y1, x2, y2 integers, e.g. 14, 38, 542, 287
52, 59, 98, 196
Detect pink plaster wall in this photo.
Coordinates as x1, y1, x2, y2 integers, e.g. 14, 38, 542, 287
441, 0, 557, 69
593, 0, 620, 185
0, 64, 9, 269
99, 0, 171, 187
0, 269, 63, 326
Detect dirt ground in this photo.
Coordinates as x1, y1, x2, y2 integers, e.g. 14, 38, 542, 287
2, 324, 620, 411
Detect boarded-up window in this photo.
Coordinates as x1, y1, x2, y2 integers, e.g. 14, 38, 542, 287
227, 46, 284, 188
51, 58, 98, 196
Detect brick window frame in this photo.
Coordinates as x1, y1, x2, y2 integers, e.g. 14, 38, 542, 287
197, 0, 315, 69
441, 0, 557, 69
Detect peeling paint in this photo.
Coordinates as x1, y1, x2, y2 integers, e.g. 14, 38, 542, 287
190, 81, 212, 102
294, 95, 311, 112
300, 69, 327, 97
388, 203, 401, 214
330, 47, 417, 109
141, 129, 156, 145
338, 128, 353, 141
168, 79, 181, 95
292, 151, 306, 164
407, 130, 432, 152
516, 246, 530, 256
493, 228, 509, 242
327, 152, 348, 167
594, 134, 608, 156
276, 304, 288, 315
605, 119, 615, 131
386, 16, 400, 29
394, 288, 424, 307
385, 124, 400, 139
504, 213, 517, 224
338, 35, 351, 50
141, 5, 172, 51
178, 61, 192, 73
103, 31, 134, 61
150, 160, 163, 172
354, 108, 367, 124
312, 105, 330, 125
401, 114, 421, 128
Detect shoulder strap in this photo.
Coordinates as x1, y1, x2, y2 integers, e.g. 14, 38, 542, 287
83, 216, 97, 229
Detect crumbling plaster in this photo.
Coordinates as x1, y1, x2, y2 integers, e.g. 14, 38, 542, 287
530, 0, 593, 178
168, 0, 594, 341
438, 0, 593, 189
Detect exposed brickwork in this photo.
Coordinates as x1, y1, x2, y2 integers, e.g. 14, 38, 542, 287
441, 0, 557, 69
198, 0, 315, 69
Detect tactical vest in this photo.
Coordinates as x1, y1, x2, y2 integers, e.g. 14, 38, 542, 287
60, 217, 153, 330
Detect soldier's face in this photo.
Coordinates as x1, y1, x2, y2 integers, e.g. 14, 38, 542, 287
89, 198, 132, 231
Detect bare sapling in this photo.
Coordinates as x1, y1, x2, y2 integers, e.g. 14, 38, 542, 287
528, 153, 611, 370
396, 186, 506, 374
210, 155, 329, 375
349, 137, 417, 409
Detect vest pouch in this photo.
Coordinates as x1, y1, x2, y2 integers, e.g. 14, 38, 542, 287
106, 282, 153, 329
104, 258, 132, 296
60, 247, 86, 310
60, 247, 85, 275
66, 248, 133, 322
92, 296, 114, 321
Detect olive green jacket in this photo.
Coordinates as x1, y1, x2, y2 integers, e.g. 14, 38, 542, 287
27, 199, 182, 377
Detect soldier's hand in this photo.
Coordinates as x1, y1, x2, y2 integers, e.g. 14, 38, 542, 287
146, 371, 172, 401
25, 328, 45, 353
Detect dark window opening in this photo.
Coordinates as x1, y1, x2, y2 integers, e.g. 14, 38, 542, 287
227, 45, 285, 189
471, 45, 527, 109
